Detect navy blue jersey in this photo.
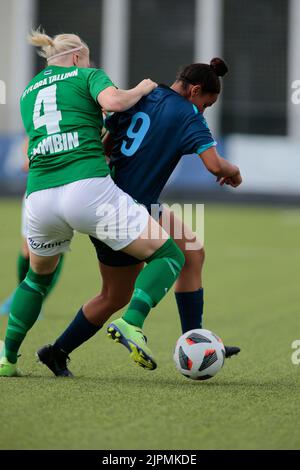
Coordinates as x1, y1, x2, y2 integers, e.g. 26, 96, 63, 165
106, 85, 216, 208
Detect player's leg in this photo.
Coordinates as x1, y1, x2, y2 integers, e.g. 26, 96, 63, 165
84, 262, 143, 324
0, 253, 61, 377
0, 186, 73, 377
106, 216, 185, 370
0, 241, 65, 317
18, 239, 30, 282
0, 194, 30, 315
37, 243, 142, 376
162, 207, 240, 358
0, 195, 30, 315
0, 202, 65, 316
88, 210, 203, 334
0, 240, 29, 316
17, 196, 31, 283
0, 240, 30, 315
19, 195, 66, 296
48, 262, 142, 356
160, 207, 205, 333
18, 235, 66, 303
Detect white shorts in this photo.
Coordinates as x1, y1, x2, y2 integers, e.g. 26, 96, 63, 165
25, 176, 149, 256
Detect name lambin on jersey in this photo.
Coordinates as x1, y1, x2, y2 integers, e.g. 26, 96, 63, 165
31, 132, 79, 158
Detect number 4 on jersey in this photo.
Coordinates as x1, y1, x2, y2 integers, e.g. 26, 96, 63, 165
33, 84, 62, 135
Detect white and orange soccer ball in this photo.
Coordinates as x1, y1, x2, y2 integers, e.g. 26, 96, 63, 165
173, 329, 226, 381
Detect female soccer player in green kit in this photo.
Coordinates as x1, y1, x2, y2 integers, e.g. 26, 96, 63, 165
0, 29, 186, 377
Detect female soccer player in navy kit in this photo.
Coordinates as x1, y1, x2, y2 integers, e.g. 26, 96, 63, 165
38, 58, 242, 377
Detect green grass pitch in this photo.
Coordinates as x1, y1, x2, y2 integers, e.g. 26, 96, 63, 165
0, 199, 300, 450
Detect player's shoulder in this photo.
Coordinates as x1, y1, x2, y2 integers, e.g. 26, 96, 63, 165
79, 66, 97, 76
79, 67, 109, 80
25, 68, 48, 87
153, 85, 187, 103
154, 86, 208, 125
155, 86, 198, 113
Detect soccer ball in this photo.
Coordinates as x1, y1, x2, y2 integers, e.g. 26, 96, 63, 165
173, 329, 226, 381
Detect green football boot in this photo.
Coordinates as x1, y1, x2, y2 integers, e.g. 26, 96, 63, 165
0, 356, 22, 377
107, 318, 157, 370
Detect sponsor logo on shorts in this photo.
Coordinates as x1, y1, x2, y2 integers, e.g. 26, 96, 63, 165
28, 238, 70, 250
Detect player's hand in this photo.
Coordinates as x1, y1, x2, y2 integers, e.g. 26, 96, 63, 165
137, 79, 158, 96
217, 171, 242, 188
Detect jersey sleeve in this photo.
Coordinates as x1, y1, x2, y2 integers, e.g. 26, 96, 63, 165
179, 106, 217, 155
87, 68, 116, 103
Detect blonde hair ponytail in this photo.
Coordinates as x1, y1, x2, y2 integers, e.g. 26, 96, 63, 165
28, 28, 89, 62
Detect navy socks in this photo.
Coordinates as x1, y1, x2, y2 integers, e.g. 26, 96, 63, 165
54, 308, 101, 354
175, 288, 204, 334
54, 289, 204, 355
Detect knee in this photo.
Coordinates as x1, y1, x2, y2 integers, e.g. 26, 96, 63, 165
26, 268, 56, 296
182, 245, 205, 272
22, 240, 30, 258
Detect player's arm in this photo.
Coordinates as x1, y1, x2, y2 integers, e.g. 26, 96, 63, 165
97, 79, 157, 113
199, 146, 242, 188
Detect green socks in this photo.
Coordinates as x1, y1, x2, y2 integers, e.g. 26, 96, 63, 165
17, 252, 64, 296
123, 238, 185, 328
4, 267, 58, 364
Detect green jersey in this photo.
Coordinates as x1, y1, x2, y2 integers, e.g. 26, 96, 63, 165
20, 65, 114, 195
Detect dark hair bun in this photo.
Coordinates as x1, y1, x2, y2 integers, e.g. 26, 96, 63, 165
210, 57, 228, 77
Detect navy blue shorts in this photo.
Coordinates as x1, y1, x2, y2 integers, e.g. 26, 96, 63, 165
89, 237, 142, 266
